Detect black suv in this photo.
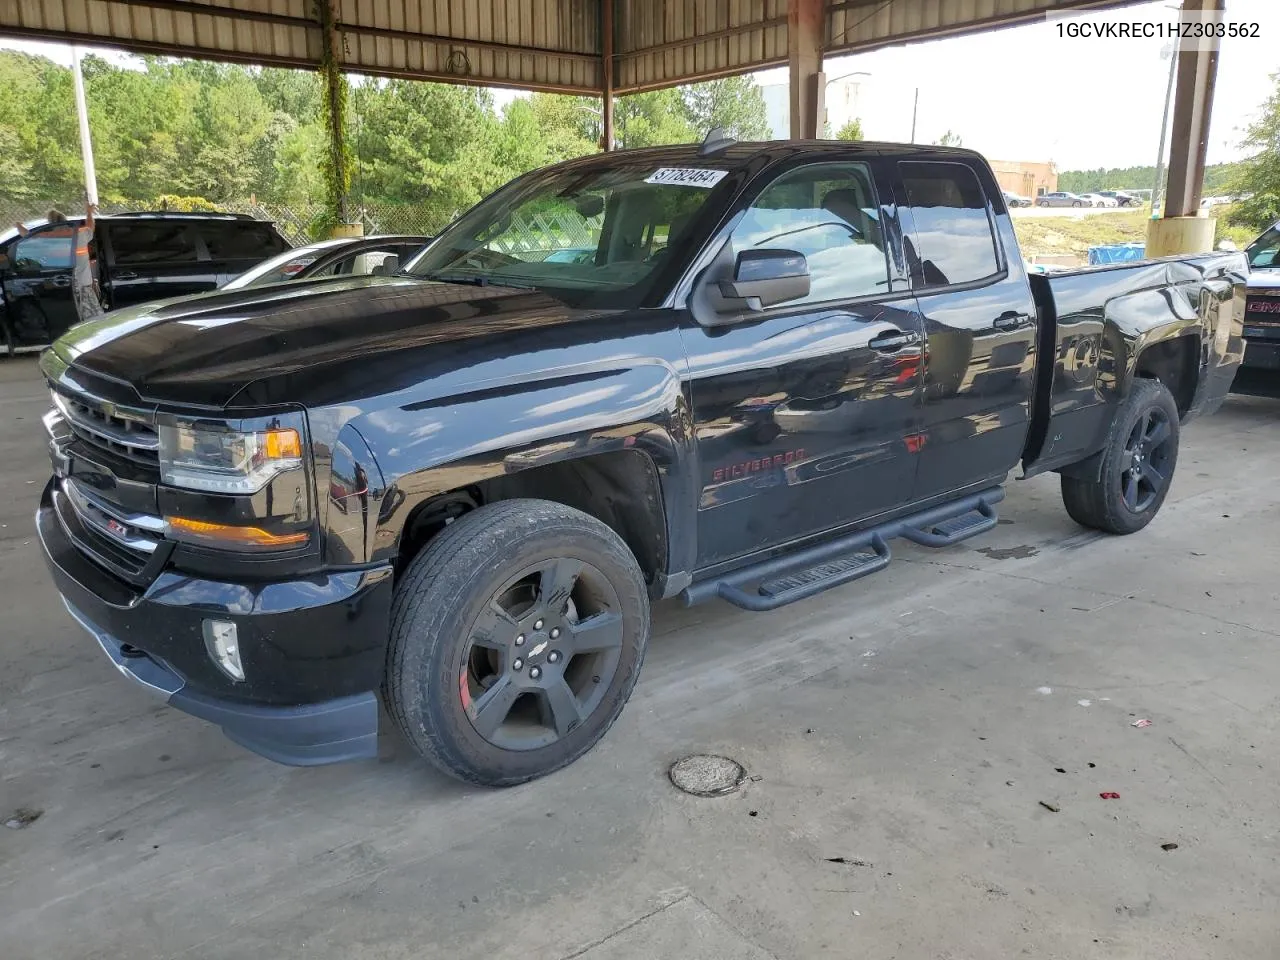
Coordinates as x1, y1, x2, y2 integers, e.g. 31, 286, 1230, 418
0, 212, 290, 355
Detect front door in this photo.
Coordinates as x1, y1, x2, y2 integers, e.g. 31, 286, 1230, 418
1, 221, 81, 348
896, 159, 1038, 501
684, 158, 925, 568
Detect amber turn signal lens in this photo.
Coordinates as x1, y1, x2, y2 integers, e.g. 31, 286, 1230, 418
165, 515, 310, 549
263, 428, 302, 460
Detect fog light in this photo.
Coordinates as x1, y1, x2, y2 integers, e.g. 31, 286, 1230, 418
202, 619, 245, 681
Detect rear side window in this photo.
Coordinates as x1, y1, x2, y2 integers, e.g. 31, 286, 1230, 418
200, 222, 287, 261
108, 222, 199, 265
901, 161, 1001, 289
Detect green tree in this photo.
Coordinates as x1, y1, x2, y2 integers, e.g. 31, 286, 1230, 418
1228, 70, 1280, 231
683, 76, 769, 140
614, 89, 697, 149
834, 118, 864, 141
935, 129, 962, 147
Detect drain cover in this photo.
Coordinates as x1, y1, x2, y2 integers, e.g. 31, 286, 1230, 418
668, 755, 746, 797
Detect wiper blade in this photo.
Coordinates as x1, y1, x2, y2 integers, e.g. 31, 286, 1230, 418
417, 272, 534, 290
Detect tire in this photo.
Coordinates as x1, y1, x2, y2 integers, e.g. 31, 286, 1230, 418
1061, 378, 1180, 535
1073, 201, 1083, 207
1038, 200, 1050, 208
385, 498, 650, 786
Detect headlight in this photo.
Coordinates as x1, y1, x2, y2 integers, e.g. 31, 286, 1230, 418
158, 415, 305, 494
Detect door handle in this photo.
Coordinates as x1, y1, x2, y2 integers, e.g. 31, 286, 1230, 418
868, 329, 920, 352
993, 312, 1031, 332
50, 275, 71, 287
113, 271, 139, 281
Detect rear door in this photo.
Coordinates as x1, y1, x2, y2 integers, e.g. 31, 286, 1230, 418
897, 159, 1038, 502
684, 156, 926, 567
197, 220, 290, 286
100, 220, 210, 308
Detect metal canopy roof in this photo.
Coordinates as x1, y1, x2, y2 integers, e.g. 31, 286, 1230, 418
1, 0, 1141, 94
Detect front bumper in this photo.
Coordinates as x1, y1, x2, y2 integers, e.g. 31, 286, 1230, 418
37, 480, 393, 766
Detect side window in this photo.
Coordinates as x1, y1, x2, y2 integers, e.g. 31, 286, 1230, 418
107, 222, 200, 265
201, 222, 287, 260
12, 225, 75, 270
326, 248, 410, 278
729, 161, 890, 305
901, 161, 1001, 289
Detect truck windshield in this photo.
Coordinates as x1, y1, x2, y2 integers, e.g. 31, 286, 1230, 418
405, 157, 732, 306
1247, 223, 1279, 269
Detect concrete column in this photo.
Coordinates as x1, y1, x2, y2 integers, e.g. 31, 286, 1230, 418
1147, 0, 1222, 256
1163, 0, 1223, 219
788, 0, 824, 139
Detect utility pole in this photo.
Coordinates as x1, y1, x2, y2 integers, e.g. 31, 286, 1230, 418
910, 87, 919, 144
70, 46, 98, 207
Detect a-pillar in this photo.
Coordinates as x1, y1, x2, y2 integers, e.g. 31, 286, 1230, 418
788, 0, 823, 139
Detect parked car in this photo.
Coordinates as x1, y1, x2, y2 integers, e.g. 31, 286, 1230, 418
1002, 191, 1032, 208
221, 235, 430, 290
0, 212, 289, 355
36, 139, 1244, 785
1236, 220, 1280, 382
1080, 193, 1117, 208
1037, 191, 1088, 207
1098, 190, 1141, 207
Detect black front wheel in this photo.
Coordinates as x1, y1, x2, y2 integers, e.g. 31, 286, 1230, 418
1061, 378, 1180, 535
385, 499, 650, 786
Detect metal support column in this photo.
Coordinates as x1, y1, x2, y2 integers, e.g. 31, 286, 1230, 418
316, 0, 358, 235
1162, 0, 1223, 218
788, 0, 824, 139
601, 0, 614, 151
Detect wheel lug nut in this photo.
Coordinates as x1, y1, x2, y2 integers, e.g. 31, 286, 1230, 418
514, 634, 525, 646
529, 666, 542, 680
549, 627, 560, 639
534, 618, 544, 630
512, 658, 523, 671
548, 651, 561, 664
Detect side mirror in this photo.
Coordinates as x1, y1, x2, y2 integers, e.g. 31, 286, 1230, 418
717, 249, 810, 311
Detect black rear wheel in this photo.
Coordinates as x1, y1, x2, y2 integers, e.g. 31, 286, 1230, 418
1061, 378, 1180, 534
385, 499, 650, 786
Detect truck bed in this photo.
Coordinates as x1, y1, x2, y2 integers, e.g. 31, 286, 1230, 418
1022, 251, 1246, 477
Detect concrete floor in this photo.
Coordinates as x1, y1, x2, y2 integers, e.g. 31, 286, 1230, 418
1, 354, 1278, 960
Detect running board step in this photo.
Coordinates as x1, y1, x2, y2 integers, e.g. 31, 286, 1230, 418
901, 499, 999, 547
681, 486, 1006, 612
759, 537, 891, 600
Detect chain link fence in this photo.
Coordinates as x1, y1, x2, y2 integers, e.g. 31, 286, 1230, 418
1, 198, 444, 245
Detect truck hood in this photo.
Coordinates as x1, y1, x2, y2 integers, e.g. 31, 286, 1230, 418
53, 275, 607, 409
1245, 269, 1280, 290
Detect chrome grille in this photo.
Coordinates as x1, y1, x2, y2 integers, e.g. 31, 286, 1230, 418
50, 389, 159, 465
53, 478, 166, 583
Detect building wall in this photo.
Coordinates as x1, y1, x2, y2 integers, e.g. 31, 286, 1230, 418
761, 78, 867, 140
989, 160, 1058, 198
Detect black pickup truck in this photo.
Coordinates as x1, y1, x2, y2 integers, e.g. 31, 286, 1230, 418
36, 140, 1244, 785
1, 212, 289, 354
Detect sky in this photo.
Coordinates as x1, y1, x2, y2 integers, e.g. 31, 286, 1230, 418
2, 0, 1276, 172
